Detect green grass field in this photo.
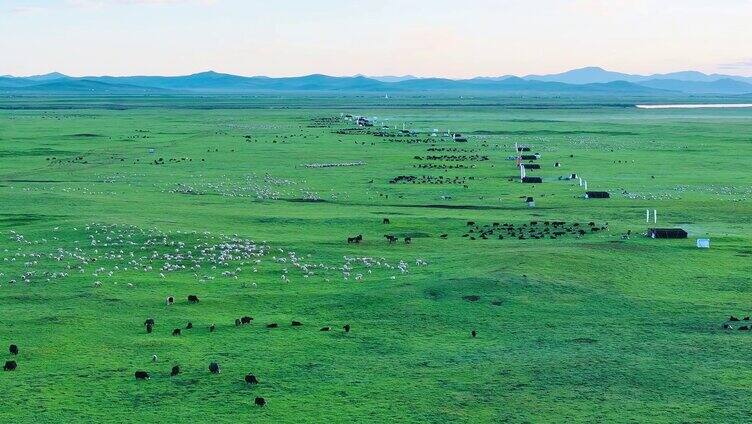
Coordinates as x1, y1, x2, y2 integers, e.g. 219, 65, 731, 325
1, 94, 751, 423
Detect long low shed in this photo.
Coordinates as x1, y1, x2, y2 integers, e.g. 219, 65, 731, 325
585, 191, 610, 198
648, 228, 688, 239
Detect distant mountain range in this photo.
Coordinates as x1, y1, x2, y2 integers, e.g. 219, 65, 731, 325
2, 67, 752, 95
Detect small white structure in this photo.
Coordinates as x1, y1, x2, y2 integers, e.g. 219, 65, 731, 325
148, 148, 156, 154
696, 239, 710, 249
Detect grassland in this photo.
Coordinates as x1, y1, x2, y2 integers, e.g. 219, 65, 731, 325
0, 94, 751, 423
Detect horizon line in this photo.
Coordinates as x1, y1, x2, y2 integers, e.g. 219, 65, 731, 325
4, 66, 752, 80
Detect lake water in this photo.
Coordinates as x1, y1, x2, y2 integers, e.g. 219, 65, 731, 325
636, 104, 752, 109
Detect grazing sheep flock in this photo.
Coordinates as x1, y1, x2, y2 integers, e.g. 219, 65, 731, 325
0, 100, 750, 422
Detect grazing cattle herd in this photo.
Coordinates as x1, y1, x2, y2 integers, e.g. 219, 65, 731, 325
462, 221, 607, 240
121, 294, 354, 407
723, 315, 752, 330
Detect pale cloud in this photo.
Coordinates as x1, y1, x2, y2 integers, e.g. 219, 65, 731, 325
719, 59, 752, 70
7, 6, 49, 14
65, 0, 216, 7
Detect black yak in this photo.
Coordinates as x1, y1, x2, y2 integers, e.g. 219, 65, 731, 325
171, 365, 180, 376
172, 328, 181, 336
134, 370, 149, 380
187, 295, 200, 303
254, 397, 266, 407
291, 321, 303, 326
245, 373, 259, 384
343, 324, 351, 333
209, 362, 221, 374
9, 344, 18, 355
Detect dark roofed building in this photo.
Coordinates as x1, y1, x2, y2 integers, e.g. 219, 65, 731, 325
522, 176, 543, 183
522, 163, 541, 169
585, 191, 610, 199
648, 228, 688, 239
520, 154, 540, 161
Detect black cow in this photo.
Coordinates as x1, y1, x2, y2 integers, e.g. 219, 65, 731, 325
186, 322, 193, 329
343, 324, 351, 333
134, 370, 149, 380
171, 365, 180, 376
384, 235, 397, 244
209, 362, 221, 374
245, 373, 259, 384
266, 323, 278, 328
347, 234, 363, 244
404, 237, 412, 244
467, 221, 475, 226
3, 361, 17, 371
241, 316, 253, 324
254, 397, 266, 407
166, 296, 174, 305
383, 218, 390, 224
144, 318, 155, 327
291, 321, 303, 326
320, 326, 331, 332
439, 234, 448, 239
146, 323, 153, 334
471, 330, 477, 338
730, 316, 740, 322
9, 344, 18, 355
209, 324, 216, 332
235, 319, 241, 326
187, 295, 200, 303
172, 328, 181, 336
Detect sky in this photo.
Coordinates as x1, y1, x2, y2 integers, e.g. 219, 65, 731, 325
2, 0, 752, 78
